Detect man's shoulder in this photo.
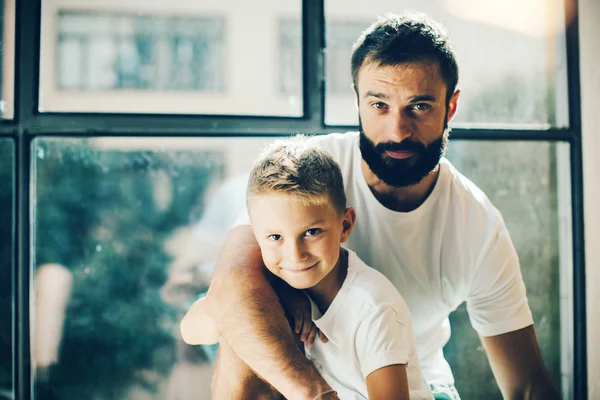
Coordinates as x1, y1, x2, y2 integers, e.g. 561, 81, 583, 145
440, 158, 503, 225
309, 132, 359, 158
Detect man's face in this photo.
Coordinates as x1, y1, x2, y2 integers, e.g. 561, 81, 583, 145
249, 193, 354, 290
355, 60, 460, 188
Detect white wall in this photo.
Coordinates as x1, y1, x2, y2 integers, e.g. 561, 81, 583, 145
579, 0, 600, 397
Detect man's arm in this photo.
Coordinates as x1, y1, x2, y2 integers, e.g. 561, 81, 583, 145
480, 325, 561, 399
365, 365, 410, 400
201, 225, 336, 400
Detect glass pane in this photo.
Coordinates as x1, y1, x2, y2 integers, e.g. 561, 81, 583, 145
324, 0, 569, 128
0, 0, 15, 119
39, 1, 302, 117
32, 137, 267, 400
444, 141, 571, 399
0, 139, 14, 399
32, 136, 571, 399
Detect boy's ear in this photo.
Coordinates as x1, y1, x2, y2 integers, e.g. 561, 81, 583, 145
340, 207, 356, 243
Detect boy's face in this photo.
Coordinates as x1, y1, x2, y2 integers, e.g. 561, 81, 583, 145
249, 193, 355, 290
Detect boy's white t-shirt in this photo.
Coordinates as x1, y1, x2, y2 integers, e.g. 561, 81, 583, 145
304, 249, 433, 400
231, 131, 534, 386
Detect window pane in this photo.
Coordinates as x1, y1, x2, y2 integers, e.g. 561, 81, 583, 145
32, 137, 267, 400
325, 0, 569, 128
39, 1, 302, 116
0, 0, 15, 119
0, 139, 14, 399
32, 136, 571, 399
444, 141, 571, 399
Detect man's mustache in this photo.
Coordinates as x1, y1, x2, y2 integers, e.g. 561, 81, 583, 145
375, 140, 426, 153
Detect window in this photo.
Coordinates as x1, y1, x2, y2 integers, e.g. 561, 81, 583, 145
325, 21, 370, 94
0, 139, 14, 399
324, 0, 569, 127
6, 1, 587, 399
39, 1, 303, 116
32, 137, 266, 400
444, 140, 572, 398
56, 11, 225, 92
0, 0, 15, 119
279, 20, 302, 97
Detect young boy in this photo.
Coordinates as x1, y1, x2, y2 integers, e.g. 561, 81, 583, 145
181, 137, 433, 400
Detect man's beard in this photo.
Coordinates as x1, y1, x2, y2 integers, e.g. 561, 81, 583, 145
358, 118, 450, 188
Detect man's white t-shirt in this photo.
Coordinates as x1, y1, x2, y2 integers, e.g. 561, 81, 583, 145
305, 249, 433, 400
231, 131, 534, 386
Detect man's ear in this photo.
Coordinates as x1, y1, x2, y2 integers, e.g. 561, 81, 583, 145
447, 89, 461, 122
340, 207, 356, 243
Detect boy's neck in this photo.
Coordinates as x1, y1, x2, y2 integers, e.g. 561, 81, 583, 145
305, 248, 348, 315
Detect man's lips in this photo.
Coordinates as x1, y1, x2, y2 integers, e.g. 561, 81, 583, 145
385, 149, 416, 159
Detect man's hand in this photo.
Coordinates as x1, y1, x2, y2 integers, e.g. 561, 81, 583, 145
481, 325, 561, 399
274, 280, 328, 349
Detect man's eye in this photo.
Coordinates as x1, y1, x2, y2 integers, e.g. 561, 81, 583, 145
372, 102, 387, 110
268, 234, 282, 241
412, 103, 431, 111
305, 228, 322, 237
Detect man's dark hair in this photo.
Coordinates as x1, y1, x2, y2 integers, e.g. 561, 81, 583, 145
351, 12, 459, 102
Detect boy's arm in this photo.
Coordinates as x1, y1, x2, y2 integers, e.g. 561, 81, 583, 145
196, 225, 336, 400
366, 365, 410, 400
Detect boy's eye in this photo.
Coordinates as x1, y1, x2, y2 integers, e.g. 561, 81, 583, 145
304, 228, 322, 237
268, 234, 282, 241
372, 102, 387, 110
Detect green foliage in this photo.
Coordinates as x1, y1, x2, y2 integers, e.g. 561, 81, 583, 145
34, 139, 224, 399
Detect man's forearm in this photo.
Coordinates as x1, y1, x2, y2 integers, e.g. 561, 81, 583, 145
204, 226, 334, 399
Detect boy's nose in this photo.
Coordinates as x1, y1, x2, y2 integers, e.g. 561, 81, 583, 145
287, 241, 309, 264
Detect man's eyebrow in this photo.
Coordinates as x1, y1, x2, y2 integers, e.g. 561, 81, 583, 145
363, 91, 389, 100
408, 95, 437, 102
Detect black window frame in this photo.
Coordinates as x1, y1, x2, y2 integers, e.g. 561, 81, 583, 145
3, 0, 587, 399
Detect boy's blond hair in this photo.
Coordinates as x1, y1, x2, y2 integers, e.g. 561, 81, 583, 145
247, 135, 346, 214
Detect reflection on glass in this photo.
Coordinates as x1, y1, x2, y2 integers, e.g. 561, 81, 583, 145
0, 139, 14, 399
40, 0, 302, 116
32, 136, 569, 399
324, 0, 568, 127
1, 0, 15, 119
32, 137, 266, 400
57, 11, 225, 92
444, 141, 569, 399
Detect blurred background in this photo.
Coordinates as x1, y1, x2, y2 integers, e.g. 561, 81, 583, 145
0, 0, 590, 399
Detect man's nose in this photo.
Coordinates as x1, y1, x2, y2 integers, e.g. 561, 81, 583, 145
389, 109, 414, 142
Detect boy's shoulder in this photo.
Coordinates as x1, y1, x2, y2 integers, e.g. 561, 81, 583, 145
341, 250, 409, 316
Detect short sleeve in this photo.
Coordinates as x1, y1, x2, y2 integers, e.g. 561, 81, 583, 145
232, 207, 250, 227
355, 305, 411, 379
466, 217, 534, 337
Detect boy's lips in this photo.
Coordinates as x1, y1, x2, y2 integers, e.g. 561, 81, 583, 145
285, 262, 318, 274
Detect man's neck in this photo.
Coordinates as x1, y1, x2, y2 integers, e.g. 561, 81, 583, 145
305, 248, 348, 315
361, 160, 441, 212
